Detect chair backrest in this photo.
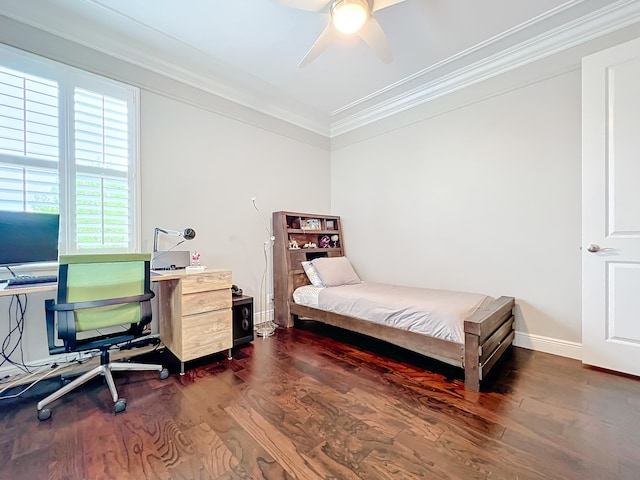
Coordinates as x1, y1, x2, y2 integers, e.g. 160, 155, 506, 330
47, 253, 155, 355
58, 253, 151, 332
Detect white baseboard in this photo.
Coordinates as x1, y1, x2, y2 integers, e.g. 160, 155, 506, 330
253, 308, 274, 327
513, 331, 582, 360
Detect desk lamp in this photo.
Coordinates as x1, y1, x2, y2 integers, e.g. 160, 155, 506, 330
151, 227, 196, 270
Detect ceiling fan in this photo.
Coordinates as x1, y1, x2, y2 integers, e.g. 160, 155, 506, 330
277, 0, 406, 67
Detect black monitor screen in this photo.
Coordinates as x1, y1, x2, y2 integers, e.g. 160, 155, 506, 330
0, 211, 60, 267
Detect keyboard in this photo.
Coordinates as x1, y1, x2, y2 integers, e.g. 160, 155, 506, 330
7, 275, 58, 286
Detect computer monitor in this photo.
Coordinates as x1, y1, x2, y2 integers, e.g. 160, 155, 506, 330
0, 211, 60, 267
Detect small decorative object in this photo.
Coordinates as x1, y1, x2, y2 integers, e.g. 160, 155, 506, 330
326, 220, 335, 230
288, 238, 300, 249
186, 251, 206, 271
303, 242, 317, 249
330, 235, 340, 248
318, 235, 331, 248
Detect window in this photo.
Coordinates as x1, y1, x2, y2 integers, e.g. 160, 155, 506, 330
0, 44, 139, 255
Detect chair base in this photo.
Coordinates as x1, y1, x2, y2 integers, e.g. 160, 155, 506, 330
37, 361, 168, 420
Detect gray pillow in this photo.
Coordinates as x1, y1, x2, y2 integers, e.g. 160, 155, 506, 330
311, 256, 361, 287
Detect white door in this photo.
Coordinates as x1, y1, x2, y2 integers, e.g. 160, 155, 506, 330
582, 37, 640, 376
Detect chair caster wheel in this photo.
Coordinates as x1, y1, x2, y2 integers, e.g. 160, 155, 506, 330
160, 368, 169, 380
37, 408, 52, 421
114, 398, 126, 414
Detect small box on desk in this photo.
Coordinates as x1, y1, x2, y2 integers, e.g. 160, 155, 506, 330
232, 295, 254, 346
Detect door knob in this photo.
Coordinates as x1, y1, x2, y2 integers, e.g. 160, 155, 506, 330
587, 244, 614, 253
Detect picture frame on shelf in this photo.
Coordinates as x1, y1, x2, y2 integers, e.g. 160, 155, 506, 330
326, 219, 335, 230
303, 218, 321, 230
289, 217, 301, 229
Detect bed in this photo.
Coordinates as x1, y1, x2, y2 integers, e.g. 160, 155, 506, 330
272, 211, 515, 391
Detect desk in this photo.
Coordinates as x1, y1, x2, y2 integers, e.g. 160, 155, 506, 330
0, 269, 233, 374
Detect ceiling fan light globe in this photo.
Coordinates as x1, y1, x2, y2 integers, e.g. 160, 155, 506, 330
332, 0, 369, 34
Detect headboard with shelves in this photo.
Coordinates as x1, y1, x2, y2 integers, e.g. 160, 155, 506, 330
272, 211, 343, 327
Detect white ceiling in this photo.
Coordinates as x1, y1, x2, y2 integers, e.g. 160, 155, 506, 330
1, 0, 639, 137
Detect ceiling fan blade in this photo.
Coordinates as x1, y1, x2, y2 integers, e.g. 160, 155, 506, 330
298, 23, 338, 67
371, 0, 405, 13
357, 16, 392, 63
274, 0, 331, 12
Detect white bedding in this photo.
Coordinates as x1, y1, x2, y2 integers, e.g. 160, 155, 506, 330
293, 282, 494, 344
292, 285, 324, 307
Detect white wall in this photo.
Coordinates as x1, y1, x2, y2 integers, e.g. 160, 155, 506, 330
139, 90, 331, 299
0, 90, 330, 376
331, 70, 582, 350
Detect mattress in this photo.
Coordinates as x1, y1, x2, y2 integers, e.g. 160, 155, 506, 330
293, 282, 494, 344
292, 285, 324, 307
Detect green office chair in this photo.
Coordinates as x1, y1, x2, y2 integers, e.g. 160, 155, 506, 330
37, 253, 169, 421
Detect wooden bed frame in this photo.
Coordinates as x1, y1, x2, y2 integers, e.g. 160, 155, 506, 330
272, 211, 516, 391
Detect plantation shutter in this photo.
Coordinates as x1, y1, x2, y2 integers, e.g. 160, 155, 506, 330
0, 67, 60, 213
73, 89, 131, 250
0, 44, 139, 257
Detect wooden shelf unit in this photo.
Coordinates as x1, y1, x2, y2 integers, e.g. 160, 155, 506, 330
272, 211, 343, 327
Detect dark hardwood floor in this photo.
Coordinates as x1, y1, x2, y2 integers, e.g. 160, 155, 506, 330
1, 323, 640, 479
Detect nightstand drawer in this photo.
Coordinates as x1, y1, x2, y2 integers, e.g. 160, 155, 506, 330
182, 289, 231, 316
182, 271, 232, 294
181, 309, 232, 361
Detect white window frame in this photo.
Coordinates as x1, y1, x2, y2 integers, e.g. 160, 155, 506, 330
0, 43, 140, 256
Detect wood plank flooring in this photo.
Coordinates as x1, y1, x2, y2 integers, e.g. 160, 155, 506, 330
1, 322, 640, 479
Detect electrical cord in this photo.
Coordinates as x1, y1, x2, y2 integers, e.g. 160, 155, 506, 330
151, 240, 186, 261
0, 350, 98, 400
1, 294, 30, 373
15, 299, 27, 371
0, 363, 64, 400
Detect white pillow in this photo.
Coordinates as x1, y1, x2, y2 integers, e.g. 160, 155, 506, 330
301, 261, 325, 287
311, 256, 361, 287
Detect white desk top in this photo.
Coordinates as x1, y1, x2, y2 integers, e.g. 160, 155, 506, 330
0, 281, 56, 297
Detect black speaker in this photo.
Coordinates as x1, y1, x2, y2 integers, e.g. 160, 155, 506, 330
232, 296, 254, 347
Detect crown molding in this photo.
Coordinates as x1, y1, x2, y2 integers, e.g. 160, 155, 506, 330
330, 0, 586, 118
330, 0, 640, 136
1, 0, 639, 143
0, 17, 331, 151
0, 1, 331, 138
